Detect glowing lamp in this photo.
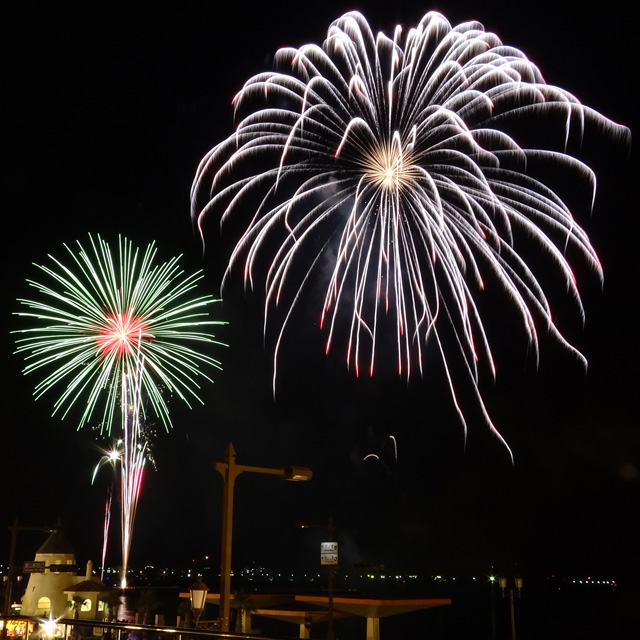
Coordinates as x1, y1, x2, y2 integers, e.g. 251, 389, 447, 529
189, 578, 208, 626
283, 466, 313, 481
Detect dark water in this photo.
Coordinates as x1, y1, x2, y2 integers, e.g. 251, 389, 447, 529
118, 583, 637, 639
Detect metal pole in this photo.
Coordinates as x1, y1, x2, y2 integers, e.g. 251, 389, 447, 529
490, 577, 496, 640
217, 443, 238, 632
327, 566, 335, 640
509, 588, 516, 640
3, 519, 19, 619
326, 517, 335, 640
2, 519, 54, 640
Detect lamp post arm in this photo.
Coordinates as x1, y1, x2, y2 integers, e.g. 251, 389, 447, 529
214, 442, 311, 633
234, 464, 283, 477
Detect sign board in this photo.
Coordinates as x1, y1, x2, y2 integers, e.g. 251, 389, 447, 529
23, 561, 45, 573
320, 541, 338, 565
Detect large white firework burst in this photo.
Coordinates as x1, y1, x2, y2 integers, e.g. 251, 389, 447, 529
191, 11, 628, 450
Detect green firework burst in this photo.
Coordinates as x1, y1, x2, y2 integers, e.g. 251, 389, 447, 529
14, 234, 226, 433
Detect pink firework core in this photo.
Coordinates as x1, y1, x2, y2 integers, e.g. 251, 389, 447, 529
95, 312, 151, 359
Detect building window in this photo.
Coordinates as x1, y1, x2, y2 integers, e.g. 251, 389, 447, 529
37, 597, 51, 613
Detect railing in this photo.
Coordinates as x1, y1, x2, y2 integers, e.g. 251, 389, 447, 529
0, 616, 296, 640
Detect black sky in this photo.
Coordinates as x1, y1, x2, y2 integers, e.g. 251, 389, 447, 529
1, 0, 637, 587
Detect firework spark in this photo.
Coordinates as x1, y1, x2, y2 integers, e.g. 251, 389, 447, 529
93, 442, 120, 581
191, 11, 628, 452
101, 487, 112, 582
14, 234, 226, 434
118, 357, 148, 588
92, 431, 152, 587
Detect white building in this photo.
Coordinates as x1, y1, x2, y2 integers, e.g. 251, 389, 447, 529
63, 561, 108, 621
20, 531, 104, 618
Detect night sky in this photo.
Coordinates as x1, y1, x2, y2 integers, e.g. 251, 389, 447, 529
1, 0, 637, 590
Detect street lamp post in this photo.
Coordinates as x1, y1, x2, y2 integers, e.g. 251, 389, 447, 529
215, 442, 312, 632
489, 572, 497, 640
3, 520, 55, 615
300, 517, 337, 640
189, 578, 209, 627
1, 520, 55, 640
322, 518, 337, 640
498, 575, 523, 640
